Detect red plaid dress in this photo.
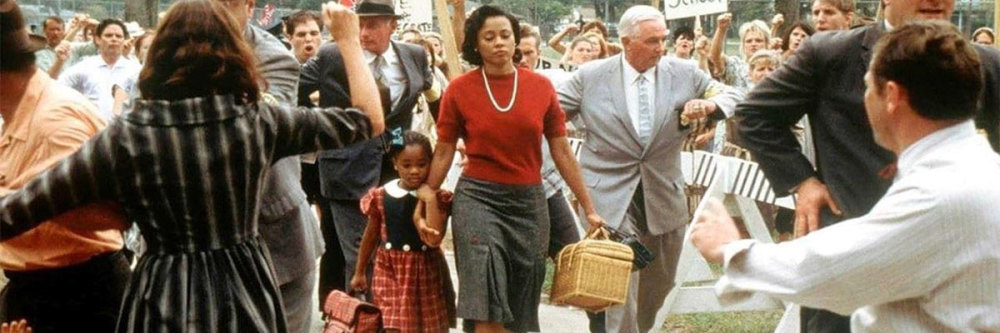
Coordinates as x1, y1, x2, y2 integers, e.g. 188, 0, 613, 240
360, 185, 457, 333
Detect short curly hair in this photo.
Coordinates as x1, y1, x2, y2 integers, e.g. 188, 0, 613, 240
461, 5, 521, 67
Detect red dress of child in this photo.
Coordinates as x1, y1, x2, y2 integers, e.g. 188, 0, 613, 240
360, 179, 457, 333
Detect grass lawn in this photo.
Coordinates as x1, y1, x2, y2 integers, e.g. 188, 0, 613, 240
544, 259, 782, 333
662, 311, 783, 333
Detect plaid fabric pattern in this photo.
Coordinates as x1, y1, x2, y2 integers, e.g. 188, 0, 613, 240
373, 248, 455, 332
360, 187, 456, 332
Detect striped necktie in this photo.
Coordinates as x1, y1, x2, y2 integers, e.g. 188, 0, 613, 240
371, 55, 392, 113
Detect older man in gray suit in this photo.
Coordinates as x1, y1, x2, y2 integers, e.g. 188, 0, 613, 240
221, 1, 324, 332
558, 6, 743, 333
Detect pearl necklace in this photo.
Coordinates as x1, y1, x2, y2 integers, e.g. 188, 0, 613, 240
481, 68, 518, 112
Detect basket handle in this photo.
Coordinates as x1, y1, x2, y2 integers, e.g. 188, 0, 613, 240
560, 227, 608, 269
585, 226, 610, 240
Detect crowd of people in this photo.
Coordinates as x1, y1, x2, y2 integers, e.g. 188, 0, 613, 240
1, 0, 999, 332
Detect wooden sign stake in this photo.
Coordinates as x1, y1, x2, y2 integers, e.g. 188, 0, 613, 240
434, 0, 464, 79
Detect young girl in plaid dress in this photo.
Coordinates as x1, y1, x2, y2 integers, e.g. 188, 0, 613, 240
351, 130, 456, 333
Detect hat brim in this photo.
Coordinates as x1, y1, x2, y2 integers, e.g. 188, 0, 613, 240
24, 34, 47, 53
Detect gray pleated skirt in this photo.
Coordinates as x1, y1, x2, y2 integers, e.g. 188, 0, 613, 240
452, 177, 550, 333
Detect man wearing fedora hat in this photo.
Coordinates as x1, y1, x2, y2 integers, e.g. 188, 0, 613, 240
216, 1, 324, 333
299, 0, 441, 306
0, 1, 131, 332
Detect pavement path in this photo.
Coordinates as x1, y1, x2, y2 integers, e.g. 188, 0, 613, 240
309, 249, 593, 332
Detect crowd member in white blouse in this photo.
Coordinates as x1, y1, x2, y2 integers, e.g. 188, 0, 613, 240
692, 21, 1000, 332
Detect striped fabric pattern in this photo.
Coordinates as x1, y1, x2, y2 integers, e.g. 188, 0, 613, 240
0, 95, 371, 331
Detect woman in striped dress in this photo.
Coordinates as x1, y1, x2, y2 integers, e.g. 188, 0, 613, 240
0, 1, 383, 332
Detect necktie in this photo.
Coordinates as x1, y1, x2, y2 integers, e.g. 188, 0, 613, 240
372, 55, 392, 113
637, 75, 652, 144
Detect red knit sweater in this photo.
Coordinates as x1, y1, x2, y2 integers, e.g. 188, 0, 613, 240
437, 67, 567, 185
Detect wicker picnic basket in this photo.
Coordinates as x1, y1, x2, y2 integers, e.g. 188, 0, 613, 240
551, 227, 634, 312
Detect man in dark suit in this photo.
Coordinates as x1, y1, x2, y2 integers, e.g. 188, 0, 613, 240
298, 0, 439, 304
735, 0, 1000, 331
219, 1, 323, 332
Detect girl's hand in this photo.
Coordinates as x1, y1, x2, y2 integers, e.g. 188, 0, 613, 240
349, 273, 368, 292
415, 218, 441, 247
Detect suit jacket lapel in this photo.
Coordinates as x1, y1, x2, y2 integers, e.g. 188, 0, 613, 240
393, 41, 420, 115
647, 60, 673, 155
608, 57, 641, 147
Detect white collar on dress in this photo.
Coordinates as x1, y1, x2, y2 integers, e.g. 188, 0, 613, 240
384, 179, 417, 198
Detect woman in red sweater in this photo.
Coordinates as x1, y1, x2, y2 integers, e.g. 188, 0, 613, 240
425, 6, 606, 333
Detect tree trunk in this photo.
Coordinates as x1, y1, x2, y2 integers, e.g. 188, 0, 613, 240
124, 0, 158, 29
145, 0, 158, 27
774, 0, 799, 31
594, 0, 605, 22
125, 0, 140, 24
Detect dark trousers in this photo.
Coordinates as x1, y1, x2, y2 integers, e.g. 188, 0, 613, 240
327, 198, 369, 290
317, 148, 395, 306
545, 191, 606, 333
801, 307, 851, 333
317, 197, 347, 307
0, 249, 131, 333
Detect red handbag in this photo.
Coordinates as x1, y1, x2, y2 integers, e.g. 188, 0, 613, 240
323, 290, 383, 333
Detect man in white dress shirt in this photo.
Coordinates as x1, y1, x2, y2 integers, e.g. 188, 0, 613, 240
57, 19, 140, 121
692, 20, 1000, 332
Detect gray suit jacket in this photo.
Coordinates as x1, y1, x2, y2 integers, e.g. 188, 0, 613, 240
247, 25, 324, 284
558, 55, 743, 235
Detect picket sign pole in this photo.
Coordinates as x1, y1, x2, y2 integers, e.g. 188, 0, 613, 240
433, 0, 463, 79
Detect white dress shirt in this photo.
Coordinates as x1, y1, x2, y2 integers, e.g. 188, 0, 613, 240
364, 45, 405, 110
58, 55, 141, 121
715, 121, 1000, 332
622, 56, 656, 134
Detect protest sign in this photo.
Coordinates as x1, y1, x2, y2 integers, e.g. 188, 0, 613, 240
664, 0, 727, 20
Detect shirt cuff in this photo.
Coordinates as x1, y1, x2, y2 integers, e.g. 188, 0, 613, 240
714, 239, 757, 306
722, 239, 756, 271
